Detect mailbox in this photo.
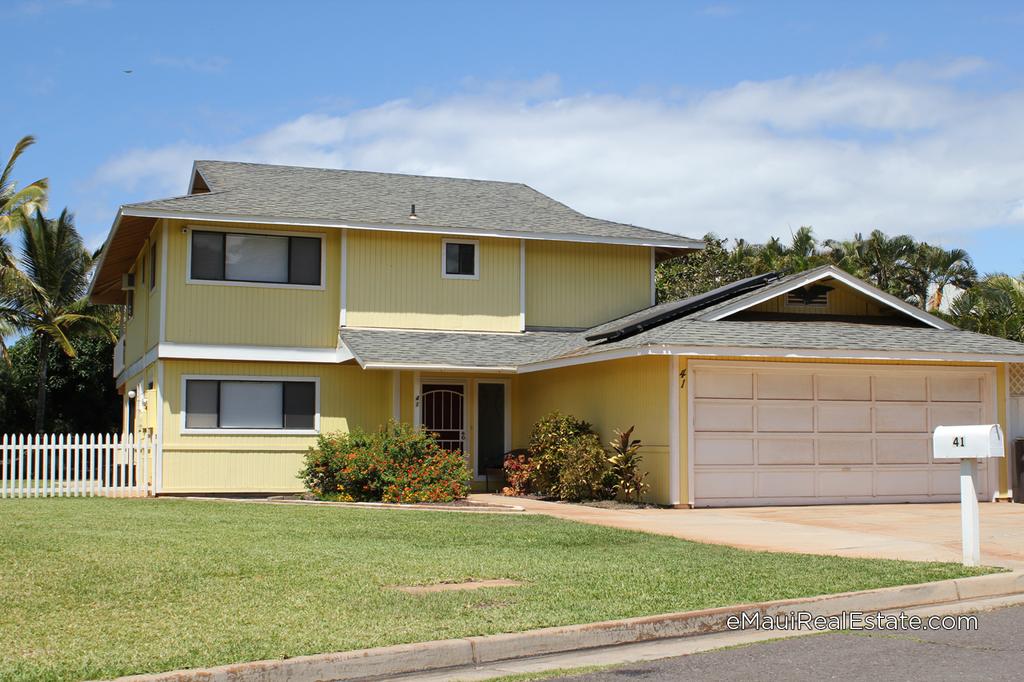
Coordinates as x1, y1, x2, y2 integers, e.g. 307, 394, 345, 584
932, 423, 1004, 567
932, 424, 1004, 460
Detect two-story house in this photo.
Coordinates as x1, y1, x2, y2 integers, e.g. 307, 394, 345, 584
90, 161, 1024, 506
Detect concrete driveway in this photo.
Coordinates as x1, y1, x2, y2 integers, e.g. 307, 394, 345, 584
472, 494, 1024, 568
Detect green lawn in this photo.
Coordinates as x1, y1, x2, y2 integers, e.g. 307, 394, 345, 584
0, 498, 994, 681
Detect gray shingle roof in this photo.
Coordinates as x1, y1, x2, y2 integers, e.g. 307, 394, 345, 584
124, 160, 701, 248
565, 319, 1024, 359
340, 318, 1024, 370
339, 328, 580, 369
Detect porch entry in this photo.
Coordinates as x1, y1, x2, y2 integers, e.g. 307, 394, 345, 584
419, 384, 466, 452
417, 379, 510, 478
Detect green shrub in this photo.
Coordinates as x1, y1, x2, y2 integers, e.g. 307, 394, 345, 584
607, 426, 650, 504
527, 411, 610, 501
299, 421, 471, 503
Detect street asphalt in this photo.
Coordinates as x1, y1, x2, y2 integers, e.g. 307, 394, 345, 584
554, 604, 1024, 682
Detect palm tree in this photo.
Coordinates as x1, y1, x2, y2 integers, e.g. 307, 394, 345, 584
0, 136, 47, 234
7, 208, 114, 431
859, 230, 916, 296
924, 246, 976, 310
1, 135, 48, 362
946, 274, 1024, 343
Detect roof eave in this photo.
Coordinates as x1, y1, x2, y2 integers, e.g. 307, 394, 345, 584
517, 342, 1024, 373
118, 206, 704, 250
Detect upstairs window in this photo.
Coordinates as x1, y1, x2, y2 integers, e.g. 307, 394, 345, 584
150, 242, 158, 290
189, 230, 323, 287
442, 239, 478, 279
184, 377, 317, 432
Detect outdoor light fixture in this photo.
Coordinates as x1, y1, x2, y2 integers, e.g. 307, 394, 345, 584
127, 390, 136, 399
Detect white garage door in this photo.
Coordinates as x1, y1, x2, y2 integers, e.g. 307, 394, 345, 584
690, 362, 996, 507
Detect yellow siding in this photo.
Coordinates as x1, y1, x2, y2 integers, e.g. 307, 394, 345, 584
163, 220, 341, 348
122, 252, 148, 365
145, 222, 163, 347
517, 357, 671, 503
526, 241, 650, 329
748, 279, 900, 318
160, 360, 391, 492
346, 231, 520, 332
121, 362, 158, 440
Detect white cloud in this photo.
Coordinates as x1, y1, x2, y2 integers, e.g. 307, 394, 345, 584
91, 60, 1024, 246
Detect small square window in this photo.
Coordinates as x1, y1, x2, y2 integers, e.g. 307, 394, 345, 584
443, 240, 477, 278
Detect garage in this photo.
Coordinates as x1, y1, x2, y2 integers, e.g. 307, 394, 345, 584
689, 361, 997, 507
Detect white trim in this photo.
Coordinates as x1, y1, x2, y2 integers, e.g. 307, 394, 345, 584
705, 266, 955, 331
441, 238, 480, 280
364, 361, 517, 373
686, 360, 695, 507
668, 355, 680, 506
184, 225, 328, 291
159, 221, 168, 342
516, 343, 1024, 374
688, 358, 1000, 378
116, 346, 159, 387
339, 229, 348, 327
472, 378, 512, 480
650, 247, 656, 306
120, 206, 704, 250
412, 372, 422, 428
179, 374, 321, 436
1005, 363, 1013, 500
159, 341, 353, 364
519, 239, 526, 332
155, 360, 164, 494
392, 370, 401, 422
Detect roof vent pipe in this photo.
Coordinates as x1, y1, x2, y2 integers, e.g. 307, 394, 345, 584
409, 204, 417, 219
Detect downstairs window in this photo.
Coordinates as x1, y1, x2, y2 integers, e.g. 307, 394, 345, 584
184, 378, 317, 431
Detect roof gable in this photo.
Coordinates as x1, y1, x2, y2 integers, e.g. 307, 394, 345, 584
696, 266, 955, 330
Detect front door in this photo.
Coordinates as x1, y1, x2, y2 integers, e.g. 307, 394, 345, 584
419, 384, 466, 453
476, 382, 508, 476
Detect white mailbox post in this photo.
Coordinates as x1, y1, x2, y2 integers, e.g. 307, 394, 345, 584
932, 424, 1004, 566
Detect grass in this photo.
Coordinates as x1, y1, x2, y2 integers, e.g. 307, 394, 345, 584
0, 498, 995, 681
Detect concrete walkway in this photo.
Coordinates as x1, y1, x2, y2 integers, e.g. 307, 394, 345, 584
470, 494, 1024, 568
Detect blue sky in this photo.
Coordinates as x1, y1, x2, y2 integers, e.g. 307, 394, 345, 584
3, 0, 1024, 274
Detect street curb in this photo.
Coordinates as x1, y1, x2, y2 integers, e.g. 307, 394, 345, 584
111, 570, 1024, 682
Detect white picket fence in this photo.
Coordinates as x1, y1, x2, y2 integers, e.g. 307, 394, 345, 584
0, 433, 153, 498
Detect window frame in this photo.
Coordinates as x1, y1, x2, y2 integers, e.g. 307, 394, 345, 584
185, 226, 327, 291
180, 374, 321, 435
441, 238, 480, 280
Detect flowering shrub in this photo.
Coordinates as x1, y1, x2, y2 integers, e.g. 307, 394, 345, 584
299, 421, 471, 503
501, 450, 536, 496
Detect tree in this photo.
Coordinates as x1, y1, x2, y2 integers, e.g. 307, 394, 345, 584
944, 274, 1024, 343
858, 230, 916, 295
1, 135, 48, 361
6, 208, 114, 431
0, 135, 47, 234
0, 332, 120, 434
904, 244, 977, 310
656, 233, 754, 301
